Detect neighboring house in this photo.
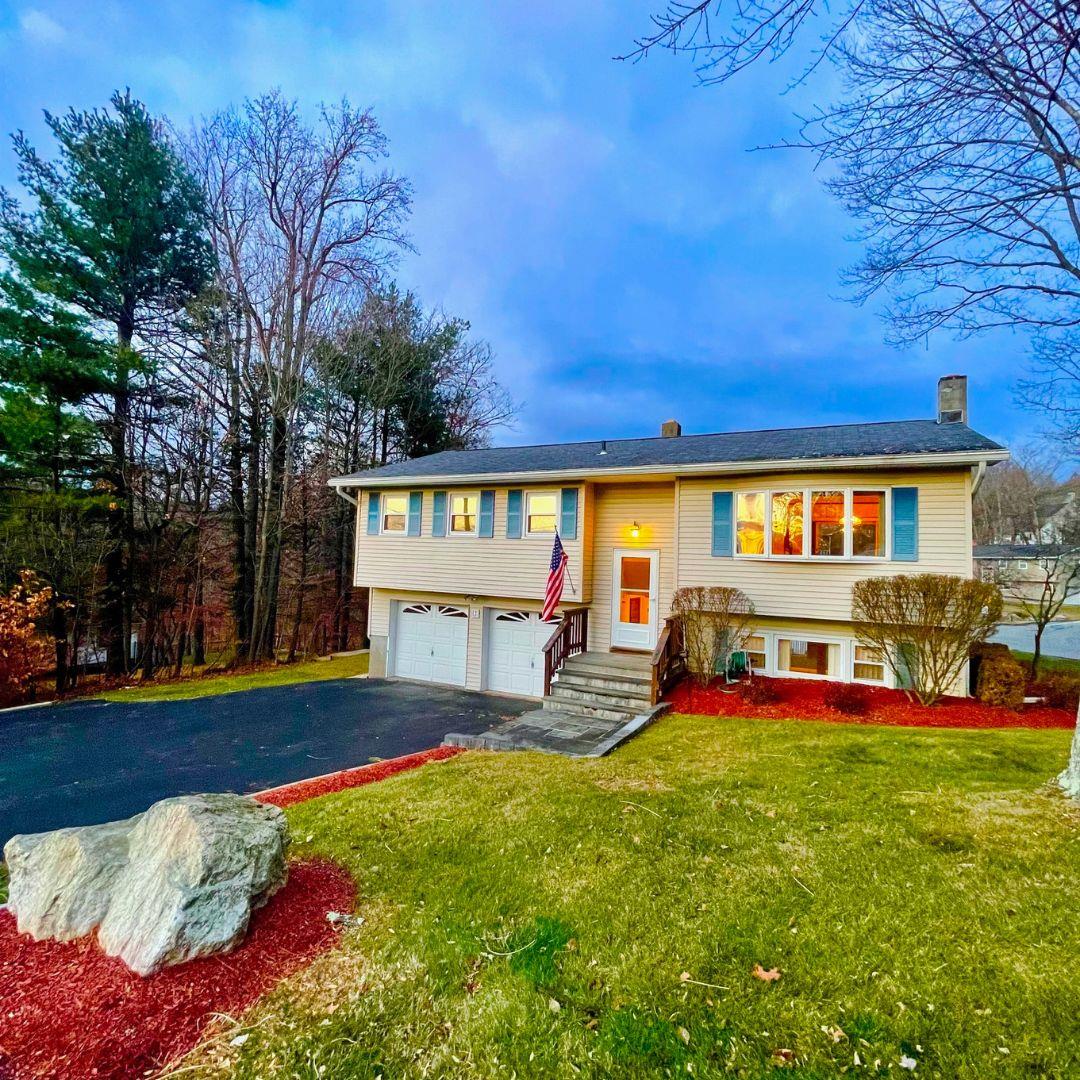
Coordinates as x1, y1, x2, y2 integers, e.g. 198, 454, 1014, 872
1036, 484, 1080, 542
331, 375, 1006, 700
974, 543, 1080, 607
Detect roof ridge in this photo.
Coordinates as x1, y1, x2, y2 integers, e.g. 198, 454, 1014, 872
431, 417, 942, 457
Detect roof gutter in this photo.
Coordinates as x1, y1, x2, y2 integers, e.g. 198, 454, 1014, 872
328, 448, 1010, 490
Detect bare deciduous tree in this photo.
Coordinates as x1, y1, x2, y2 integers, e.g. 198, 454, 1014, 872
186, 92, 411, 661
670, 585, 755, 686
629, 2, 1080, 342
852, 574, 1003, 706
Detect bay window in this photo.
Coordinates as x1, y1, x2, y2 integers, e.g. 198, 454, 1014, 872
736, 492, 766, 555
725, 486, 891, 560
382, 493, 408, 533
449, 493, 478, 534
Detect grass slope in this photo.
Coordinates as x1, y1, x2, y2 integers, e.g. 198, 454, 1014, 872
149, 717, 1080, 1077
94, 652, 369, 702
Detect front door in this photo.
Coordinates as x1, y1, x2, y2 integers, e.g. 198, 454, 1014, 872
611, 549, 659, 650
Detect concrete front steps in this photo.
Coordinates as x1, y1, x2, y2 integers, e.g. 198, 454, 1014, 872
445, 650, 668, 758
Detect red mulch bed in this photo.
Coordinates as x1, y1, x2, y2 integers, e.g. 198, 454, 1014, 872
667, 677, 1075, 729
0, 858, 355, 1080
255, 745, 467, 808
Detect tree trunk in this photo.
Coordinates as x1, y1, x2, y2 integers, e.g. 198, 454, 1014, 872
250, 410, 288, 661
1032, 624, 1045, 679
1061, 703, 1080, 798
193, 572, 206, 667
103, 310, 135, 675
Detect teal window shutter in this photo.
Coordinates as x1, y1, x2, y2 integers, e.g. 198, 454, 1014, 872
560, 488, 579, 540
892, 487, 919, 561
407, 491, 422, 536
366, 492, 380, 535
479, 490, 495, 537
432, 491, 447, 537
712, 492, 733, 557
506, 489, 523, 538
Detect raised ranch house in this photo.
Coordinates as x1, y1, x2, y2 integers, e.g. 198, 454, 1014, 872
331, 376, 1007, 713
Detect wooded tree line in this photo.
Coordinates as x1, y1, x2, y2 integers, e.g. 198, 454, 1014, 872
0, 91, 514, 692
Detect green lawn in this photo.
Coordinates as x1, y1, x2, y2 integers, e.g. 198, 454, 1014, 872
93, 652, 369, 702
184, 714, 1079, 1079
1012, 651, 1080, 677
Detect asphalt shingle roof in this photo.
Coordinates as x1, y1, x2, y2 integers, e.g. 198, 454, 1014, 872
336, 418, 1005, 484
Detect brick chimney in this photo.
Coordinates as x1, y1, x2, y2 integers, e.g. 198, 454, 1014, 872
937, 375, 967, 424
661, 419, 682, 438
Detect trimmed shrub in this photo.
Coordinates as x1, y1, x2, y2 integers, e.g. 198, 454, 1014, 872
740, 679, 781, 705
823, 682, 872, 715
1028, 672, 1080, 711
976, 653, 1026, 710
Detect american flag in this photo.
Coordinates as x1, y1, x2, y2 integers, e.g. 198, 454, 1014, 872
542, 531, 569, 621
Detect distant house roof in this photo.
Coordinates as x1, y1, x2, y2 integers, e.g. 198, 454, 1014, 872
974, 543, 1077, 560
332, 418, 1006, 486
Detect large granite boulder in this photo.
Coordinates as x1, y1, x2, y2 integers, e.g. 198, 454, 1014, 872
97, 794, 288, 975
3, 793, 289, 976
3, 815, 138, 940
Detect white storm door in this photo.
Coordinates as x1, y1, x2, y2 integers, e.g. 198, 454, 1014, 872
611, 549, 659, 650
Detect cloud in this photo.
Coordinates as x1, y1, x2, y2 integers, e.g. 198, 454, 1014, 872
18, 8, 66, 45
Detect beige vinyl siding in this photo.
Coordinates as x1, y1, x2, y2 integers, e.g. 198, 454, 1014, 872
371, 586, 551, 691
677, 468, 973, 623
589, 482, 676, 652
355, 485, 587, 605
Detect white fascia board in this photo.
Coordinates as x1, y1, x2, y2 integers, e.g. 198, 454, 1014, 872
328, 448, 1010, 490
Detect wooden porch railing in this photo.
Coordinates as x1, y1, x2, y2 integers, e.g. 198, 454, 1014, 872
542, 607, 589, 696
650, 616, 685, 705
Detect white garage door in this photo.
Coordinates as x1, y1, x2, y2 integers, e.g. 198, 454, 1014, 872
392, 603, 469, 686
485, 610, 557, 698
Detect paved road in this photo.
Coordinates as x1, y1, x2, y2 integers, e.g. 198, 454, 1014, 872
0, 678, 530, 847
991, 621, 1080, 659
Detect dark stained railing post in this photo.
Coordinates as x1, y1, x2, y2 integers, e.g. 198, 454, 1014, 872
542, 607, 589, 696
650, 616, 685, 705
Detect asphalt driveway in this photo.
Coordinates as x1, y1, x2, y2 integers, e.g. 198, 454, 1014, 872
0, 677, 531, 847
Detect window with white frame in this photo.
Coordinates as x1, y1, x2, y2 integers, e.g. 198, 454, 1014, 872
744, 633, 767, 672
526, 491, 558, 536
729, 487, 890, 561
736, 492, 766, 555
851, 491, 886, 557
771, 491, 804, 556
449, 493, 478, 535
776, 636, 842, 678
853, 644, 887, 684
382, 493, 408, 533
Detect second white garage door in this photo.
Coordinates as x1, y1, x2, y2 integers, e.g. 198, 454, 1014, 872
485, 609, 557, 698
392, 603, 469, 686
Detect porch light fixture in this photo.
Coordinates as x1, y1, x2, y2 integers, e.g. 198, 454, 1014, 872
630, 521, 640, 539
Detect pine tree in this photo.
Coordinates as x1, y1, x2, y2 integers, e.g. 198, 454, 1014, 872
0, 91, 212, 672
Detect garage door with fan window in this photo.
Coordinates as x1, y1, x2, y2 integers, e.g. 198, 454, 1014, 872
392, 603, 469, 686
485, 610, 557, 698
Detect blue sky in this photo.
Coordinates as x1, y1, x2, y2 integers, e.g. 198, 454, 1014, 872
0, 0, 1032, 449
